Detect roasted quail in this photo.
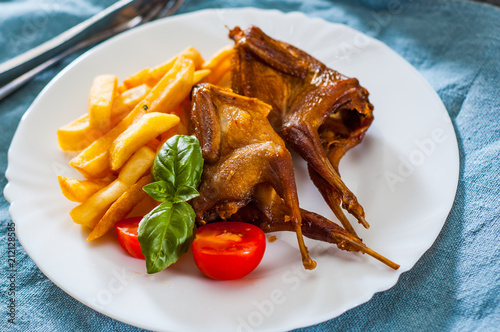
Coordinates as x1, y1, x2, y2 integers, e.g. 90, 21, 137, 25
189, 83, 398, 270
230, 26, 374, 238
190, 83, 316, 270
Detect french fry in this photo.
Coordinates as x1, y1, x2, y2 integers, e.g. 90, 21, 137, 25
146, 47, 203, 86
193, 69, 211, 84
157, 99, 191, 146
58, 85, 151, 151
70, 56, 195, 178
70, 146, 155, 229
87, 175, 151, 241
58, 176, 112, 203
122, 68, 149, 90
117, 84, 127, 94
206, 59, 232, 85
110, 112, 180, 170
57, 114, 103, 151
123, 47, 204, 89
128, 195, 159, 217
111, 84, 151, 124
216, 70, 232, 89
88, 75, 118, 132
202, 45, 234, 70
158, 120, 188, 146
145, 137, 161, 151
202, 45, 234, 85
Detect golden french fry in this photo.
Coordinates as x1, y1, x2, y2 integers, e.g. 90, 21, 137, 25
58, 84, 152, 152
58, 86, 149, 152
157, 103, 191, 150
87, 175, 151, 241
158, 120, 188, 144
57, 114, 103, 151
111, 84, 151, 124
216, 70, 232, 88
70, 146, 155, 229
193, 69, 211, 84
206, 58, 232, 85
143, 57, 195, 113
146, 137, 162, 151
123, 47, 204, 89
128, 195, 159, 217
202, 46, 234, 85
58, 176, 112, 203
70, 56, 195, 178
122, 68, 150, 90
117, 84, 127, 94
88, 75, 118, 132
110, 112, 180, 170
121, 84, 151, 105
202, 45, 234, 70
147, 47, 204, 85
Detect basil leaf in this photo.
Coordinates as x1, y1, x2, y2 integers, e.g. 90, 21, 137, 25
142, 181, 176, 202
143, 182, 199, 203
140, 135, 204, 274
173, 185, 199, 203
151, 135, 204, 190
138, 201, 195, 274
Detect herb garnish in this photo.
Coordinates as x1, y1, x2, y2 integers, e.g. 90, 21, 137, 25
139, 135, 204, 274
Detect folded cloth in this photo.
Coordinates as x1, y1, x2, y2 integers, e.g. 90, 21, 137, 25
1, 0, 499, 331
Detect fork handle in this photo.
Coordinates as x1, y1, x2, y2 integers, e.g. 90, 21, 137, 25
0, 0, 149, 85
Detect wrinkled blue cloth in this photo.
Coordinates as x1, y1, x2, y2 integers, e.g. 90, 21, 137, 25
1, 0, 499, 331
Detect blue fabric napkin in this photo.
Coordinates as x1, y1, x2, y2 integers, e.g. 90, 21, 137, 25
1, 0, 499, 331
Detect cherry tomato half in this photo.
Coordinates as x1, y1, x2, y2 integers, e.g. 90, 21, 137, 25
192, 221, 266, 280
115, 217, 145, 260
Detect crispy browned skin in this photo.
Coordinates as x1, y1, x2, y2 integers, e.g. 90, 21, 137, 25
189, 83, 398, 270
230, 26, 374, 237
230, 184, 399, 270
190, 83, 316, 270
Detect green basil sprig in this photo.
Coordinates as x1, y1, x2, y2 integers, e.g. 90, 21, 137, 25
139, 135, 204, 274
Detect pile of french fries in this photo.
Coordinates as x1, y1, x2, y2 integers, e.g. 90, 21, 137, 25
57, 46, 234, 241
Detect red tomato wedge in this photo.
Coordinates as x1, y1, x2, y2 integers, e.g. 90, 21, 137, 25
115, 217, 145, 260
192, 221, 266, 280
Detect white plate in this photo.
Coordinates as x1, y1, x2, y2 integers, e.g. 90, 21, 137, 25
4, 8, 459, 332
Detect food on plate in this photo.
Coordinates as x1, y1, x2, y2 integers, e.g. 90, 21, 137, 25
88, 175, 151, 241
57, 47, 209, 242
138, 135, 204, 274
70, 145, 156, 229
229, 185, 399, 269
192, 221, 266, 280
115, 217, 145, 259
69, 55, 199, 178
190, 84, 398, 270
88, 74, 118, 133
56, 29, 399, 278
57, 84, 152, 151
121, 47, 204, 90
190, 83, 316, 270
201, 45, 234, 88
230, 26, 374, 238
109, 112, 179, 170
57, 175, 111, 203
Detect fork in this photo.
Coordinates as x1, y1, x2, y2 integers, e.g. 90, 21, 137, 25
0, 0, 184, 101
